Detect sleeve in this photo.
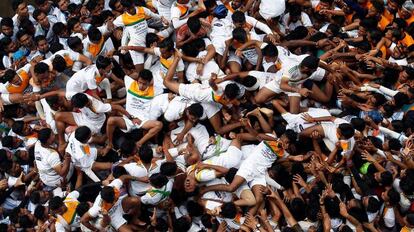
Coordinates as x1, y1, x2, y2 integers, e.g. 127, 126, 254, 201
48, 152, 62, 169
68, 50, 81, 62
141, 192, 160, 205
379, 126, 408, 142
113, 15, 125, 28
98, 24, 109, 35
171, 7, 188, 29
153, 47, 162, 57
88, 205, 100, 218
176, 59, 185, 72
246, 16, 272, 34
92, 99, 112, 113
143, 7, 161, 20
86, 75, 98, 90
195, 169, 216, 182
379, 86, 399, 97
54, 222, 66, 232
66, 190, 80, 200
301, 13, 313, 27
109, 178, 123, 190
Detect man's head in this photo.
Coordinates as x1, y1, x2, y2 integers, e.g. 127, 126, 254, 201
362, 196, 381, 213
101, 186, 116, 203
34, 35, 49, 54
16, 30, 33, 48
159, 38, 175, 59
33, 10, 50, 28
87, 27, 102, 44
12, 0, 29, 18
223, 83, 240, 101
337, 123, 355, 140
96, 56, 113, 78
75, 126, 92, 144
1, 18, 14, 37
220, 202, 237, 219
71, 93, 90, 109
49, 196, 66, 215
12, 121, 32, 136
34, 62, 51, 82
35, 0, 52, 13
38, 128, 54, 145
186, 103, 203, 123
262, 43, 279, 62
139, 144, 154, 164
232, 27, 248, 43
231, 11, 246, 28
187, 16, 202, 36
299, 55, 319, 77
400, 1, 414, 19
149, 173, 169, 188
137, 69, 153, 91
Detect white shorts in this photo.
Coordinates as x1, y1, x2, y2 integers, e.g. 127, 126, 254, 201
178, 83, 212, 103
263, 79, 283, 94
108, 196, 127, 230
228, 51, 258, 66
201, 102, 222, 119
121, 115, 148, 133
0, 93, 12, 105
220, 145, 243, 168
212, 38, 226, 56
130, 50, 145, 65
236, 161, 266, 187
72, 112, 104, 134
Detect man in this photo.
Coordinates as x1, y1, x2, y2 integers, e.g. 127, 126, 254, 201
34, 128, 72, 189
65, 56, 113, 100
12, 0, 36, 29
82, 27, 115, 62
32, 35, 52, 60
49, 192, 81, 231
113, 0, 163, 72
33, 9, 55, 43
105, 69, 163, 150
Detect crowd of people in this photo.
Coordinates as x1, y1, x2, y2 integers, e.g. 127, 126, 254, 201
0, 0, 414, 231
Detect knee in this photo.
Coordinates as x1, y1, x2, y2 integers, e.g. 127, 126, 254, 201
245, 196, 257, 207
107, 117, 117, 126
54, 112, 64, 121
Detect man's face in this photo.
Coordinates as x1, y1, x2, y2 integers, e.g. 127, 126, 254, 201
1, 26, 13, 37
36, 12, 50, 28
114, 1, 123, 12
184, 172, 196, 192
186, 110, 198, 123
11, 74, 22, 86
160, 47, 173, 59
137, 77, 150, 91
367, 7, 378, 18
37, 39, 49, 53
11, 162, 22, 176
19, 34, 33, 48
6, 41, 17, 53
38, 1, 51, 13
58, 0, 69, 11
73, 22, 83, 33
17, 2, 29, 18
299, 65, 315, 77
401, 9, 412, 19
232, 0, 242, 9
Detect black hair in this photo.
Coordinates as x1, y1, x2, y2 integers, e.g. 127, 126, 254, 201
149, 173, 168, 188
67, 36, 82, 51
262, 43, 278, 57
76, 202, 90, 217
1, 136, 14, 148
231, 11, 246, 24
11, 121, 24, 135
187, 103, 204, 118
120, 0, 134, 8
225, 167, 238, 183
71, 93, 89, 108
15, 29, 29, 41
67, 17, 80, 32
34, 205, 47, 221
139, 69, 153, 82
187, 200, 204, 217
96, 55, 112, 69
49, 42, 64, 53
145, 32, 159, 48
86, 0, 99, 11
19, 215, 34, 228
221, 202, 237, 218
289, 4, 302, 17
300, 55, 320, 70
400, 174, 414, 195
232, 27, 247, 43
324, 196, 340, 218
387, 188, 401, 206
34, 0, 47, 6
182, 41, 200, 58
187, 16, 201, 34
380, 171, 393, 186
30, 191, 41, 204
49, 196, 64, 211
160, 162, 177, 176
52, 22, 66, 36
112, 165, 127, 178
101, 186, 115, 203
350, 117, 366, 132
87, 27, 102, 43
38, 128, 53, 144
224, 83, 240, 100
371, 0, 384, 14
0, 69, 16, 84
32, 9, 44, 21
388, 138, 402, 151
391, 120, 404, 133
240, 75, 258, 89
34, 35, 47, 45
159, 38, 174, 52
290, 198, 306, 221
139, 144, 153, 164
174, 217, 191, 231
338, 123, 354, 139
1, 17, 14, 28
120, 139, 136, 157
75, 126, 92, 143
34, 62, 49, 75
366, 196, 381, 212
407, 214, 414, 226
12, 0, 24, 12
393, 92, 409, 108
52, 55, 67, 72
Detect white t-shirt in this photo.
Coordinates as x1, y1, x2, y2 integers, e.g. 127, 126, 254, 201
34, 141, 63, 187
141, 179, 173, 205
124, 75, 163, 118
282, 12, 313, 32
148, 93, 170, 120
186, 51, 224, 87
74, 95, 112, 133
123, 160, 164, 196
88, 179, 124, 217
66, 65, 102, 97
247, 71, 280, 90
66, 133, 97, 170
